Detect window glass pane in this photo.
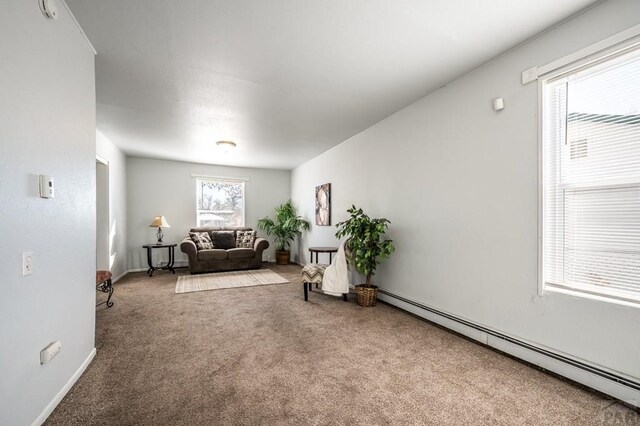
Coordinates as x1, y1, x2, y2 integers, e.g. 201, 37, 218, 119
564, 186, 640, 294
562, 51, 640, 186
196, 179, 244, 227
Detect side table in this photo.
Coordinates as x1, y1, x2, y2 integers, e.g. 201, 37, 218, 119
143, 244, 177, 277
308, 246, 339, 264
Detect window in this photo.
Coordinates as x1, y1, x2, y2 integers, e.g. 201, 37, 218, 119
541, 44, 640, 304
196, 178, 245, 227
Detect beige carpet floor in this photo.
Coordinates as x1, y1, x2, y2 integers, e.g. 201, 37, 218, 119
46, 264, 638, 425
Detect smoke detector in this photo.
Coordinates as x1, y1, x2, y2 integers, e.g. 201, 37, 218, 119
216, 140, 237, 152
39, 0, 58, 20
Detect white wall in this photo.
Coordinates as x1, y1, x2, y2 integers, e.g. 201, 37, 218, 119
0, 1, 96, 425
95, 161, 109, 270
292, 0, 640, 383
96, 130, 128, 280
126, 157, 291, 270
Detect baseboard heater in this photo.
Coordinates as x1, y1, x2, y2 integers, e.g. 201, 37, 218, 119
377, 288, 640, 406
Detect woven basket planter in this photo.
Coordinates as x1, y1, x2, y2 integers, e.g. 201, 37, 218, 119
355, 284, 378, 307
275, 250, 290, 265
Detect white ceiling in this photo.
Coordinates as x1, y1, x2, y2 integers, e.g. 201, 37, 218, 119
67, 0, 597, 170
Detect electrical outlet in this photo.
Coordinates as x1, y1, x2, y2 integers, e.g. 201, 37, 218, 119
23, 252, 33, 276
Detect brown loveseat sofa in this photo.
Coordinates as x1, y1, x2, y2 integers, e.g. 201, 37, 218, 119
180, 227, 269, 274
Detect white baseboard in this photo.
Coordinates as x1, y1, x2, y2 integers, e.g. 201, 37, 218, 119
377, 291, 640, 408
32, 347, 96, 426
124, 262, 189, 276
111, 269, 128, 284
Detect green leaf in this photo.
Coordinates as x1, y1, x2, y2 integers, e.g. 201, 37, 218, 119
334, 205, 395, 277
257, 200, 310, 250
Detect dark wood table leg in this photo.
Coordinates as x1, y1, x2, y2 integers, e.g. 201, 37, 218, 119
304, 282, 309, 301
166, 246, 176, 274
315, 254, 319, 286
146, 247, 154, 276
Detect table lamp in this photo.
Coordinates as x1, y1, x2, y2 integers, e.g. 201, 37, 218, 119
149, 216, 170, 244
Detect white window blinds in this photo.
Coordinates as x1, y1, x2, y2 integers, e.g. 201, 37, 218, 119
542, 46, 640, 302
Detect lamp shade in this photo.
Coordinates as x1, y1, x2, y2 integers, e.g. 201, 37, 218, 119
149, 216, 170, 228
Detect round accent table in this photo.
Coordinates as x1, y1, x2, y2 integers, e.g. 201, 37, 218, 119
308, 246, 338, 264
143, 243, 177, 276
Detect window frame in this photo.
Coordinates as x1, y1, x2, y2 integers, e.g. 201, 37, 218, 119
195, 177, 246, 228
537, 33, 640, 306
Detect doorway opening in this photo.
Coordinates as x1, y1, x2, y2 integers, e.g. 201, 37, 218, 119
96, 157, 109, 271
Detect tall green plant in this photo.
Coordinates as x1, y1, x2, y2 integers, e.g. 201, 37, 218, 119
257, 200, 310, 251
335, 205, 395, 287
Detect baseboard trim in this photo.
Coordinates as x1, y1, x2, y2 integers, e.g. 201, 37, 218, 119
111, 270, 128, 284
32, 347, 96, 426
127, 266, 189, 273
377, 289, 640, 408
126, 262, 189, 275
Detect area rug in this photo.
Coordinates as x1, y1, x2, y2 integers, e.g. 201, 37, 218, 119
175, 269, 290, 294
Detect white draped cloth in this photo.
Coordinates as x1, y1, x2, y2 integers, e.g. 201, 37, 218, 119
321, 241, 350, 296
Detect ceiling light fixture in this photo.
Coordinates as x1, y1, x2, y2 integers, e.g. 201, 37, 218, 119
216, 140, 237, 152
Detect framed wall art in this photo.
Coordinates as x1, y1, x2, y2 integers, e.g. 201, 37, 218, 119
315, 183, 331, 226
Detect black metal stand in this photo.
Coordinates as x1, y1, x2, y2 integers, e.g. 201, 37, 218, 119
303, 281, 347, 302
143, 244, 177, 277
96, 278, 114, 308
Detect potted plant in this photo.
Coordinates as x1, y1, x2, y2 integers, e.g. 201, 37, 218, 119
335, 205, 395, 307
257, 200, 310, 265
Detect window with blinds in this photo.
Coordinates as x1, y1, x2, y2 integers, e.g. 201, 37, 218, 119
196, 178, 245, 227
542, 45, 640, 303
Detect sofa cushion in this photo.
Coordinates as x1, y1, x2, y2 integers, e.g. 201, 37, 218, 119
197, 249, 228, 261
227, 248, 255, 260
236, 230, 257, 248
189, 232, 214, 250
211, 231, 236, 249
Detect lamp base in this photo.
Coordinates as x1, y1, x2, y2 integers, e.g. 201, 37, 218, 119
156, 227, 164, 245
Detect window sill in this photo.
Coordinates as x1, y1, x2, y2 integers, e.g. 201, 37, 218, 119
544, 283, 640, 309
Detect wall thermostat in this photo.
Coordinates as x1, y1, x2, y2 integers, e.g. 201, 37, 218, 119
38, 0, 58, 20
39, 175, 54, 198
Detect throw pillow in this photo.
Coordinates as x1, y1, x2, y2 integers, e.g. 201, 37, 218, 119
211, 231, 236, 249
189, 232, 213, 250
236, 230, 257, 248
